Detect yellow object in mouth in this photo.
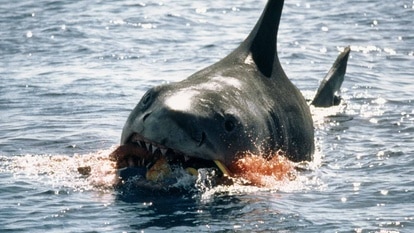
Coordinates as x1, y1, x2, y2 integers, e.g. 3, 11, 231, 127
145, 157, 232, 183
214, 160, 232, 177
185, 167, 199, 176
146, 157, 171, 182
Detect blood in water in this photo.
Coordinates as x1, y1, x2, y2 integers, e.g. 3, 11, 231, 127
230, 151, 295, 187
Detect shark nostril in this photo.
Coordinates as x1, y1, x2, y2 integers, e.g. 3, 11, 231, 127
142, 112, 151, 122
191, 127, 207, 147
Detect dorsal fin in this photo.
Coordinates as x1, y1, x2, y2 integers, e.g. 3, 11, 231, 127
230, 0, 284, 77
311, 46, 351, 107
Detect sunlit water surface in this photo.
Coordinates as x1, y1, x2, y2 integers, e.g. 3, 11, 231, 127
1, 0, 413, 232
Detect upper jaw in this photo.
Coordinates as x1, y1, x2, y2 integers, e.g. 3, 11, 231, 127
127, 133, 176, 158
112, 133, 192, 169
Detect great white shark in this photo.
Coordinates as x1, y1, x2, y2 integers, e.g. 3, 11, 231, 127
109, 0, 350, 184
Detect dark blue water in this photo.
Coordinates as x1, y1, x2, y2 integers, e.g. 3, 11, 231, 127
1, 0, 413, 232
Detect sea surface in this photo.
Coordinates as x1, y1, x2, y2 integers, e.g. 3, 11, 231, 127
1, 0, 413, 232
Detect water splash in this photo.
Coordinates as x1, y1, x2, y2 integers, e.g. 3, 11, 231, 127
0, 148, 118, 193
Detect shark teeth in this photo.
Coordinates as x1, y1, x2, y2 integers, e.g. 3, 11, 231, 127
131, 134, 177, 158
145, 142, 151, 151
128, 134, 233, 178
134, 139, 167, 156
152, 145, 158, 154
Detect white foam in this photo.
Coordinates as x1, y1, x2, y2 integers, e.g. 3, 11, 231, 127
1, 147, 118, 193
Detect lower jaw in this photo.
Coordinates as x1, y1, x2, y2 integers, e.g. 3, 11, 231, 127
109, 144, 232, 187
115, 162, 234, 192
116, 158, 231, 183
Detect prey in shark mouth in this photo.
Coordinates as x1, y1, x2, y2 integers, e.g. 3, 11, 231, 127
109, 133, 232, 185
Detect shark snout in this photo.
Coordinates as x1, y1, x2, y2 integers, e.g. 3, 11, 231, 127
144, 109, 198, 138
137, 107, 216, 156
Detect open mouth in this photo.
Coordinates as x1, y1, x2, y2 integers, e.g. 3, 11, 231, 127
109, 133, 231, 183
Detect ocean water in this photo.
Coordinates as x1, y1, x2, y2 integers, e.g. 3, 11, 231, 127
1, 0, 413, 232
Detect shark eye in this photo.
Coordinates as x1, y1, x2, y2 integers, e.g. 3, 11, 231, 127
224, 115, 237, 132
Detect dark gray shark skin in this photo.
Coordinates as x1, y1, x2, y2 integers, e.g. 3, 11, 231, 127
119, 0, 350, 171
311, 46, 350, 107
